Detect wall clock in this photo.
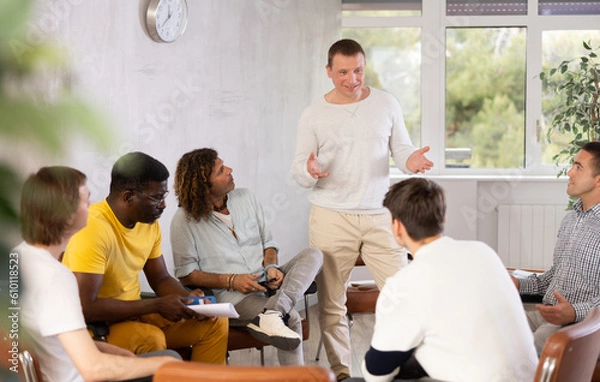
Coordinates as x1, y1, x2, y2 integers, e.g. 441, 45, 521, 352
145, 0, 188, 43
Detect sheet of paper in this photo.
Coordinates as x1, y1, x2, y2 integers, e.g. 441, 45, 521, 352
511, 269, 544, 279
188, 303, 239, 318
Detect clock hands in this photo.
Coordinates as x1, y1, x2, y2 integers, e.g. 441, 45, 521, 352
160, 4, 174, 29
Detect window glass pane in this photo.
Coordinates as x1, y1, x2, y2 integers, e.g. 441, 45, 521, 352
343, 0, 421, 16
342, 28, 422, 148
539, 1, 600, 15
447, 0, 527, 15
541, 31, 600, 165
445, 27, 526, 169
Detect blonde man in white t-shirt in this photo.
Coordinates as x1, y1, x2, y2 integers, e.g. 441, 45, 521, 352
16, 166, 178, 382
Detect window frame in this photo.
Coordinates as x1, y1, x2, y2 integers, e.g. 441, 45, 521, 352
342, 1, 600, 176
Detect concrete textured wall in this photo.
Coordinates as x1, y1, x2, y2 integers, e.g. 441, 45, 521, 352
9, 0, 340, 287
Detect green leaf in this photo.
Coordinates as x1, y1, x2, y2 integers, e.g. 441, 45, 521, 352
0, 0, 32, 41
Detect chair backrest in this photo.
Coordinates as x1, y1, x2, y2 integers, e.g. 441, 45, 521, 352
535, 306, 600, 382
153, 361, 336, 382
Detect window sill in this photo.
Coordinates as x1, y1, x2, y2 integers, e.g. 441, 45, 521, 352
390, 172, 568, 183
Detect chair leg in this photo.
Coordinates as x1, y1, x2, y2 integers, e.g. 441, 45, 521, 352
304, 294, 310, 327
260, 347, 265, 366
315, 335, 324, 361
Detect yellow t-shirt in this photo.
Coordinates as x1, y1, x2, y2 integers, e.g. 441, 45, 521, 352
63, 199, 162, 301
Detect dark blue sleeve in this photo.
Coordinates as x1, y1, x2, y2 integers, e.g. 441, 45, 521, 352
364, 346, 415, 376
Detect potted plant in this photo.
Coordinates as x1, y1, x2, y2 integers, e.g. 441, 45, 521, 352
540, 40, 600, 177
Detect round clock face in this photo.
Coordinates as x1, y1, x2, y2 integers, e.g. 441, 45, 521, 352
147, 0, 188, 43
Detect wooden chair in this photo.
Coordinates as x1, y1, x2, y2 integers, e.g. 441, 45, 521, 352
345, 255, 379, 327
534, 306, 600, 382
153, 361, 336, 382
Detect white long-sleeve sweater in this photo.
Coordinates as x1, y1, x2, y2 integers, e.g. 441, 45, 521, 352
291, 87, 416, 213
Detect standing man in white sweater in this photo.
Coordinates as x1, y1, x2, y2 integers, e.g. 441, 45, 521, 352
291, 38, 433, 380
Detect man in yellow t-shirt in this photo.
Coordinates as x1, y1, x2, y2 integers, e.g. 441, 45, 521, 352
63, 151, 228, 364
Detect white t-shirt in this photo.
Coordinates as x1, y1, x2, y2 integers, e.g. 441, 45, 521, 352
369, 236, 538, 382
17, 242, 86, 382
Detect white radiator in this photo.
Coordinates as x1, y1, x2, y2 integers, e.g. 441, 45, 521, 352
496, 204, 569, 270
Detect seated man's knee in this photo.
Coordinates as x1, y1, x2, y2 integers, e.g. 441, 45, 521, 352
299, 248, 324, 268
108, 322, 167, 355
212, 316, 229, 340
287, 309, 303, 333
132, 324, 167, 354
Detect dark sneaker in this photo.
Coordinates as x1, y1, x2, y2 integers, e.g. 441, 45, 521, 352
246, 311, 301, 351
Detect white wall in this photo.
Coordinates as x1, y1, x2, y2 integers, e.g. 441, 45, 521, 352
6, 0, 340, 289
7, 0, 571, 287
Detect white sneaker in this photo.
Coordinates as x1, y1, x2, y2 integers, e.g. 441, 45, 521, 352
246, 311, 301, 350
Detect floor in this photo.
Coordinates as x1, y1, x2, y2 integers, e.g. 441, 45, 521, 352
227, 304, 375, 378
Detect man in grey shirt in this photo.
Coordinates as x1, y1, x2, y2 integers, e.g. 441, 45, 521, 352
170, 148, 323, 366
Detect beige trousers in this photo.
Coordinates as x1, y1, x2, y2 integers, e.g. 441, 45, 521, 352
309, 205, 407, 377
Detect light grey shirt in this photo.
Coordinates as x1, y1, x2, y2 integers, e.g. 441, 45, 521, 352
170, 188, 278, 305
291, 87, 416, 214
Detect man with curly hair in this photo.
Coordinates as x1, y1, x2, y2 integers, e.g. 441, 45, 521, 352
170, 148, 323, 365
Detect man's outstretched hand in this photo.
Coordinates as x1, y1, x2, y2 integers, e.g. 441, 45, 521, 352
406, 146, 433, 174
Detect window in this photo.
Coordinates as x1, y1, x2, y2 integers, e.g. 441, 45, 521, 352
342, 27, 421, 147
342, 0, 600, 174
446, 27, 526, 169
447, 0, 527, 15
539, 1, 600, 15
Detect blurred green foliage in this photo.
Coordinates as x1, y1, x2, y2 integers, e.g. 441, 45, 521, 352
540, 40, 600, 177
446, 27, 527, 168
0, 0, 111, 378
